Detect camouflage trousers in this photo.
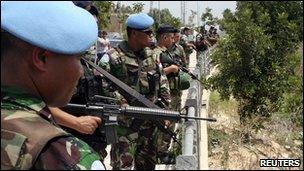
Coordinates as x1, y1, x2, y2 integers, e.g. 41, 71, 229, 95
156, 122, 176, 164
171, 91, 182, 112
156, 91, 181, 163
110, 118, 157, 170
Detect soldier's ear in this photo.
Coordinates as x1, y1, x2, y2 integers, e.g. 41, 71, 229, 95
30, 47, 48, 72
38, 53, 46, 63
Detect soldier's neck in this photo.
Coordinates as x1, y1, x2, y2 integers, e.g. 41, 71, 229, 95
157, 42, 168, 50
128, 40, 142, 52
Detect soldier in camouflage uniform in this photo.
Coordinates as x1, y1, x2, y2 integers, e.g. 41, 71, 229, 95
180, 27, 196, 67
108, 13, 172, 170
169, 28, 188, 111
152, 25, 181, 163
1, 2, 105, 170
48, 1, 112, 162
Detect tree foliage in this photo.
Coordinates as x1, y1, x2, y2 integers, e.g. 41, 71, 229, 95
148, 8, 182, 32
114, 2, 145, 37
201, 7, 217, 26
132, 2, 144, 13
206, 1, 303, 127
188, 10, 197, 27
93, 1, 115, 30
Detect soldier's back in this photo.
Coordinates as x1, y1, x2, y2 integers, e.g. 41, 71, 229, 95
1, 86, 103, 170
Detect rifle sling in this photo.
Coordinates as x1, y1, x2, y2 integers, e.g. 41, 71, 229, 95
84, 59, 160, 109
82, 58, 180, 143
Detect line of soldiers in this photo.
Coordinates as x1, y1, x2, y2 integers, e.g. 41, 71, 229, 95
87, 13, 191, 170
1, 1, 197, 170
180, 25, 220, 62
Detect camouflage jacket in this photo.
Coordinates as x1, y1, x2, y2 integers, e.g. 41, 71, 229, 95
1, 85, 104, 170
154, 45, 181, 92
109, 41, 171, 107
169, 43, 187, 66
180, 34, 194, 55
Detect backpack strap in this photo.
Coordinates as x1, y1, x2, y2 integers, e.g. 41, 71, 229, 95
1, 112, 70, 170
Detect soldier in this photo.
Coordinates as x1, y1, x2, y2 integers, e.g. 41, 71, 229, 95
47, 1, 111, 161
180, 27, 196, 67
154, 25, 180, 111
1, 1, 105, 170
154, 25, 191, 163
168, 28, 192, 112
108, 13, 172, 170
195, 26, 211, 54
170, 29, 187, 67
207, 25, 218, 46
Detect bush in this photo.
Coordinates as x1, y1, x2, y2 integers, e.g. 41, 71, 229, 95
206, 2, 303, 128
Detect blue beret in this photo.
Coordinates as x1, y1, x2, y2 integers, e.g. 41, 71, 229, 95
1, 1, 98, 55
126, 13, 154, 30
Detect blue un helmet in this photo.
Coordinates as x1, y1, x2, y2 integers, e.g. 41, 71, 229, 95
126, 13, 154, 31
1, 1, 98, 55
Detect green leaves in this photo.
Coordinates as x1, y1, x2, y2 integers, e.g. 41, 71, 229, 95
148, 8, 181, 32
206, 1, 303, 127
132, 2, 144, 13
93, 1, 115, 29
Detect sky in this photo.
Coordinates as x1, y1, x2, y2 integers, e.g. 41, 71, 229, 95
119, 1, 237, 26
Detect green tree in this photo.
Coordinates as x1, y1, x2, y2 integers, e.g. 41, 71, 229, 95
206, 1, 303, 128
132, 2, 144, 13
93, 1, 115, 30
201, 7, 216, 25
188, 10, 197, 27
218, 9, 236, 31
115, 3, 145, 37
148, 8, 182, 32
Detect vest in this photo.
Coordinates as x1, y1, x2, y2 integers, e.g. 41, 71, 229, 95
156, 46, 181, 92
1, 111, 70, 170
109, 42, 161, 103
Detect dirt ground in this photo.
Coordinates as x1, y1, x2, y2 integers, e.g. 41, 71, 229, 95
208, 97, 303, 170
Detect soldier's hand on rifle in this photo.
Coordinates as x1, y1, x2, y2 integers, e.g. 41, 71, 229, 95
164, 120, 171, 128
49, 107, 102, 135
75, 116, 102, 134
163, 64, 179, 75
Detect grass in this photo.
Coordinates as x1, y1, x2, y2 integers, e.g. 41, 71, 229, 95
207, 90, 303, 170
209, 90, 238, 117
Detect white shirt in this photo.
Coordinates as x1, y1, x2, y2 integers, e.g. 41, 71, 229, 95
97, 37, 110, 53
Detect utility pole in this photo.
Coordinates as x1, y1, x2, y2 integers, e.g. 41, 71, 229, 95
181, 1, 186, 26
116, 1, 121, 13
197, 1, 199, 27
150, 1, 153, 13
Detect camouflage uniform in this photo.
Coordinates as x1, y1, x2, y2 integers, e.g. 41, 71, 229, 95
153, 45, 182, 163
108, 41, 171, 170
66, 49, 120, 162
169, 43, 187, 111
1, 85, 104, 170
180, 34, 194, 67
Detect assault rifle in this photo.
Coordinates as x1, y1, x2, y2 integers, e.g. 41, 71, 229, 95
81, 58, 214, 147
160, 53, 204, 85
63, 100, 217, 146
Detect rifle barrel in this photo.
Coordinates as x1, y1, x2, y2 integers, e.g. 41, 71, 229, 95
180, 116, 217, 122
65, 103, 216, 122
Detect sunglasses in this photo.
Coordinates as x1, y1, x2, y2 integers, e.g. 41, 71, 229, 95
135, 29, 153, 36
